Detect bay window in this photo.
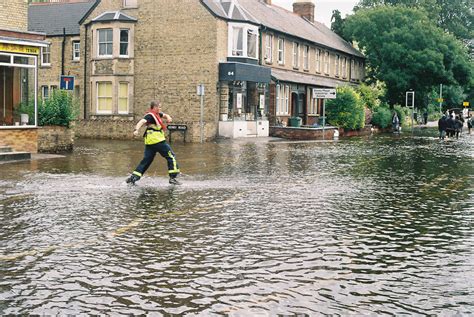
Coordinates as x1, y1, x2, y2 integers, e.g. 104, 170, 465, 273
98, 29, 113, 57
228, 23, 259, 59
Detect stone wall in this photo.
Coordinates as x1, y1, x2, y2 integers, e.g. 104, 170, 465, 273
270, 126, 336, 140
0, 129, 38, 153
1, 0, 27, 31
37, 125, 74, 153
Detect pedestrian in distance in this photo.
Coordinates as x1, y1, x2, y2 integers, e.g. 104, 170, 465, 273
454, 115, 463, 139
446, 111, 456, 138
423, 111, 428, 125
392, 111, 400, 133
126, 101, 181, 185
467, 114, 472, 134
438, 113, 447, 140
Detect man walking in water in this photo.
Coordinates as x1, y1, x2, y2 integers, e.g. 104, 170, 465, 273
126, 101, 181, 185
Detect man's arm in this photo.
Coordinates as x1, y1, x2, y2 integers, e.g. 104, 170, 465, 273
162, 113, 172, 123
133, 118, 147, 136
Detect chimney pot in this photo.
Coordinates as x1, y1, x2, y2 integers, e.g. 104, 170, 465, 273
293, 0, 315, 23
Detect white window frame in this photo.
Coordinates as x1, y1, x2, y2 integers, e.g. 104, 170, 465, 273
41, 45, 50, 66
303, 45, 309, 70
324, 51, 330, 75
96, 81, 113, 114
276, 84, 290, 115
292, 42, 299, 68
309, 88, 320, 115
277, 37, 285, 65
97, 28, 113, 58
335, 54, 340, 77
315, 48, 321, 73
264, 34, 273, 63
72, 41, 80, 61
342, 57, 347, 78
119, 29, 129, 57
123, 0, 137, 8
118, 82, 129, 114
41, 85, 49, 100
228, 22, 259, 59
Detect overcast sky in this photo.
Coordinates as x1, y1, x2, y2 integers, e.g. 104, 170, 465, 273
271, 0, 359, 27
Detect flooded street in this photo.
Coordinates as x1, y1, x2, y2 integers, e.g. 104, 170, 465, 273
1, 129, 473, 315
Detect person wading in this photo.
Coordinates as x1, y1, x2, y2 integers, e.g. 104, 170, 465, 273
126, 101, 181, 185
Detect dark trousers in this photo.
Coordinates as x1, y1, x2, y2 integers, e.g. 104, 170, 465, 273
134, 141, 179, 177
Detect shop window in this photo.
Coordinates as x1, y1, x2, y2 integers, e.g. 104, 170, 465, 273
73, 41, 80, 61
229, 23, 259, 59
97, 82, 112, 113
277, 37, 284, 65
120, 29, 129, 57
118, 82, 129, 113
98, 29, 113, 57
41, 46, 50, 66
264, 34, 273, 63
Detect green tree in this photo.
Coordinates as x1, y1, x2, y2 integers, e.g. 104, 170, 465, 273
330, 10, 347, 40
344, 6, 472, 105
326, 86, 365, 129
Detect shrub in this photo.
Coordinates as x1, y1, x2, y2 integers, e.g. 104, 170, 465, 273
326, 86, 365, 130
393, 104, 410, 126
371, 105, 392, 128
38, 90, 78, 127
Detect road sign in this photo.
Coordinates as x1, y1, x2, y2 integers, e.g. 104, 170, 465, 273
406, 91, 415, 108
196, 84, 205, 96
60, 75, 74, 90
436, 98, 444, 102
463, 101, 470, 107
312, 88, 336, 99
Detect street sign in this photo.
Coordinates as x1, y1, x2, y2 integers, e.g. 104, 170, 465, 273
436, 98, 444, 102
406, 91, 415, 108
463, 101, 470, 107
196, 84, 205, 96
312, 88, 336, 99
60, 75, 74, 90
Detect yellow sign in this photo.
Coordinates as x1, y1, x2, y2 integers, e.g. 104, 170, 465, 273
463, 101, 470, 107
436, 98, 444, 102
0, 43, 40, 55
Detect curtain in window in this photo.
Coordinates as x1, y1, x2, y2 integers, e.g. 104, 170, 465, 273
118, 82, 128, 113
233, 27, 243, 56
247, 30, 256, 58
120, 30, 129, 56
97, 82, 112, 112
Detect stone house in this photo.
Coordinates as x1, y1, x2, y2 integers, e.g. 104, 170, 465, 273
0, 0, 47, 152
28, 0, 364, 141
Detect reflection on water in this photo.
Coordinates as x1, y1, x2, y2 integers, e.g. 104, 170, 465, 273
1, 129, 473, 315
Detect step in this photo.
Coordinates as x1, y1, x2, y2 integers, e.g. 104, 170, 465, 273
0, 151, 31, 162
0, 146, 13, 153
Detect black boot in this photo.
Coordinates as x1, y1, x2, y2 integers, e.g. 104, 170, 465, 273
126, 174, 140, 185
169, 174, 182, 185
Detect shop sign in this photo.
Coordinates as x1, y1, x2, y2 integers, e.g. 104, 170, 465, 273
0, 43, 40, 55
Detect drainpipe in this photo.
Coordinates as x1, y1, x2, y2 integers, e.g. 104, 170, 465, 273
83, 24, 88, 120
61, 27, 66, 76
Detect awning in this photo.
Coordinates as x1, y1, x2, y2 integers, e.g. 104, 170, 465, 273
219, 62, 271, 83
271, 68, 355, 88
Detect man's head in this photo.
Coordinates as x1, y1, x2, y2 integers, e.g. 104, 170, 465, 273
150, 101, 161, 110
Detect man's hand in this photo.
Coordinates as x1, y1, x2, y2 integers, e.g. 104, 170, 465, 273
133, 129, 139, 137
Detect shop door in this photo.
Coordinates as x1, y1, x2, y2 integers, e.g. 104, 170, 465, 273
0, 66, 14, 125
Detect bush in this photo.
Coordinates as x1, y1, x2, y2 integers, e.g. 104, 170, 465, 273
38, 90, 78, 127
371, 105, 392, 128
326, 86, 365, 129
393, 104, 410, 126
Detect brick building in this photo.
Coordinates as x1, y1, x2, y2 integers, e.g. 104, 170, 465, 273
28, 0, 364, 141
0, 0, 47, 152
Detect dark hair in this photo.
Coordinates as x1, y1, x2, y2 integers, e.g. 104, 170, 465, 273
150, 101, 161, 109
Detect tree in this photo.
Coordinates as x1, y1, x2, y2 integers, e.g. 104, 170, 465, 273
326, 86, 365, 129
330, 10, 347, 40
344, 6, 472, 105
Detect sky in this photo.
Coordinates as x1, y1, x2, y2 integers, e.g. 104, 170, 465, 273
271, 0, 359, 27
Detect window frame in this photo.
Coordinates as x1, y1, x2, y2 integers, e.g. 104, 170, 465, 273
118, 82, 129, 114
228, 22, 259, 59
303, 45, 309, 70
41, 85, 49, 100
97, 28, 113, 58
123, 0, 137, 8
119, 29, 129, 57
277, 37, 285, 65
41, 45, 50, 66
96, 81, 113, 114
72, 41, 80, 61
324, 51, 330, 75
315, 48, 321, 73
276, 84, 290, 115
292, 42, 299, 68
335, 54, 340, 77
264, 34, 273, 63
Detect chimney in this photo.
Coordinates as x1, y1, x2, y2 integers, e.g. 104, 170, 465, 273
293, 0, 315, 23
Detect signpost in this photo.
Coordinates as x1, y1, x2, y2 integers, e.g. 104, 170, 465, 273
312, 88, 337, 140
197, 84, 205, 143
60, 75, 74, 91
406, 90, 415, 133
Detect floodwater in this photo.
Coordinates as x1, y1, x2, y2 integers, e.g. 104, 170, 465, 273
1, 128, 473, 315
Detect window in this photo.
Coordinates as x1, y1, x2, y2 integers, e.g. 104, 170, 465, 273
41, 45, 50, 66
342, 57, 347, 78
98, 29, 113, 57
229, 23, 258, 59
120, 29, 129, 56
277, 38, 284, 64
309, 89, 321, 115
292, 42, 299, 68
72, 41, 80, 61
351, 59, 355, 80
335, 54, 340, 77
97, 82, 113, 113
41, 85, 49, 100
324, 51, 330, 74
315, 49, 321, 73
303, 45, 309, 70
118, 82, 129, 113
264, 34, 273, 62
123, 0, 137, 7
276, 84, 290, 115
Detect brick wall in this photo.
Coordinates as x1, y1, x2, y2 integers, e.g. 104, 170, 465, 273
1, 0, 28, 31
37, 125, 74, 152
0, 129, 38, 153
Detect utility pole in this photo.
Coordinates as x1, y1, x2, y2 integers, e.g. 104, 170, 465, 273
439, 84, 443, 114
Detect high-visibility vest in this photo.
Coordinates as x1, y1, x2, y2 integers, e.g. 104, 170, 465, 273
144, 112, 166, 145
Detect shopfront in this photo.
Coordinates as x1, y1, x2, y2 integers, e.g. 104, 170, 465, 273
218, 62, 271, 138
0, 31, 47, 152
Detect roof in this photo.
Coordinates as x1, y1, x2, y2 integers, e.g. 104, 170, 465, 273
202, 0, 364, 58
91, 11, 137, 23
271, 68, 354, 87
28, 1, 98, 36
